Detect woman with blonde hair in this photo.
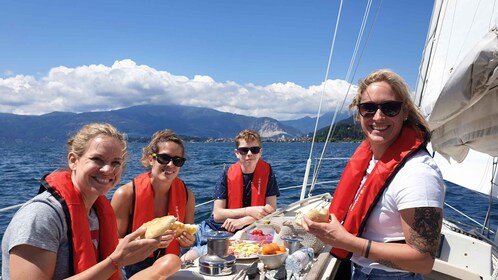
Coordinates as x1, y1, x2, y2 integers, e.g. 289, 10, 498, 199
303, 69, 445, 279
2, 123, 181, 280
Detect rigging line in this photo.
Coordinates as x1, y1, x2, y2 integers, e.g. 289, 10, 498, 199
300, 0, 344, 200
309, 0, 373, 194
194, 180, 339, 209
309, 0, 380, 196
0, 203, 24, 213
309, 0, 373, 192
315, 0, 376, 151
345, 0, 376, 82
482, 157, 498, 236
489, 0, 497, 29
415, 0, 444, 107
455, 0, 482, 65
444, 202, 486, 229
419, 0, 454, 94
440, 0, 455, 88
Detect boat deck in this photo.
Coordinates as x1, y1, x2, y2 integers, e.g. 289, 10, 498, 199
169, 192, 498, 280
169, 194, 339, 279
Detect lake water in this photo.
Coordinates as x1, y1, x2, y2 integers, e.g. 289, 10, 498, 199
1, 141, 497, 266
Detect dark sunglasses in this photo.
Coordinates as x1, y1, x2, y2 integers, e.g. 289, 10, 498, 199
152, 153, 186, 167
237, 146, 261, 155
358, 101, 403, 118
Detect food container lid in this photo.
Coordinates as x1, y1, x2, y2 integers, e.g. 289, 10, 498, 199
281, 235, 303, 243
199, 254, 236, 267
205, 230, 233, 240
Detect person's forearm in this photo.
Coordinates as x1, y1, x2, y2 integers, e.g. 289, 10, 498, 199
65, 257, 120, 280
366, 241, 435, 274
213, 207, 247, 222
344, 238, 435, 274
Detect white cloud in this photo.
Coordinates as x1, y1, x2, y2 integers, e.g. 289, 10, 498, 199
0, 59, 357, 120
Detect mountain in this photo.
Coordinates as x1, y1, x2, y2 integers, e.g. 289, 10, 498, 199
0, 105, 302, 143
315, 115, 364, 142
281, 111, 351, 134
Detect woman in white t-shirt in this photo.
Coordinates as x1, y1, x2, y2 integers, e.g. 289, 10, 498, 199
302, 69, 445, 279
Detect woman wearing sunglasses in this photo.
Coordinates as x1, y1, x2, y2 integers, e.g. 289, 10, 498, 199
181, 129, 280, 261
302, 69, 445, 279
2, 123, 181, 280
111, 129, 196, 278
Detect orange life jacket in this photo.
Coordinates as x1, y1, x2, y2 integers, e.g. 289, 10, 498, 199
41, 170, 119, 279
131, 172, 187, 255
227, 160, 270, 208
329, 127, 426, 260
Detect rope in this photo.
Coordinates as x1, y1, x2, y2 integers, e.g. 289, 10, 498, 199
308, 0, 379, 196
301, 0, 345, 199
193, 180, 339, 209
0, 203, 24, 213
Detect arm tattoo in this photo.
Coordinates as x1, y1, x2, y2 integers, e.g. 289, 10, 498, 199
378, 259, 402, 270
409, 207, 441, 258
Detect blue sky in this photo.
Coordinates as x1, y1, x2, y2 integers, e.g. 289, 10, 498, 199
0, 1, 434, 120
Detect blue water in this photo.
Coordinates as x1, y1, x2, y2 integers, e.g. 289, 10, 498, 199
0, 141, 354, 229
1, 141, 497, 263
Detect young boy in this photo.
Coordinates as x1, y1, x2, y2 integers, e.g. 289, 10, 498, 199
182, 129, 280, 261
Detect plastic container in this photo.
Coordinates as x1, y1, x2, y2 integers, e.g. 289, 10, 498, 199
281, 235, 303, 254
284, 247, 314, 274
247, 227, 275, 244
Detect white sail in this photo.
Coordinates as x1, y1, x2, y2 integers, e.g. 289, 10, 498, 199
415, 0, 498, 197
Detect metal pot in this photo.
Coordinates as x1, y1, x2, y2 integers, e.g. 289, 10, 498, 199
199, 254, 236, 276
199, 231, 237, 276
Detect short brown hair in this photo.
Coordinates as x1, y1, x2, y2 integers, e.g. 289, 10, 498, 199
234, 129, 261, 147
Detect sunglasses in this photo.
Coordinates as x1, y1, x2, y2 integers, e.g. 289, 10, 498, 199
237, 146, 261, 155
152, 153, 186, 167
358, 101, 403, 118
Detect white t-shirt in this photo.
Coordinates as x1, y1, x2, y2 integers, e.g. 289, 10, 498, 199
350, 149, 446, 272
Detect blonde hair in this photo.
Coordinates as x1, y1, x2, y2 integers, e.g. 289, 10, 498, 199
234, 129, 262, 147
350, 69, 430, 139
67, 122, 128, 163
140, 130, 185, 167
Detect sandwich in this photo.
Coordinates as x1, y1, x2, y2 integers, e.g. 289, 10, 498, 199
140, 215, 198, 239
170, 221, 199, 237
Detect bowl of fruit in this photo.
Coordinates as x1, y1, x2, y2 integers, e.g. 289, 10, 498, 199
247, 227, 275, 244
258, 243, 288, 270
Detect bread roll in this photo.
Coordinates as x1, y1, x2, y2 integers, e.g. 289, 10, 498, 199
141, 215, 177, 239
171, 221, 198, 237
295, 206, 329, 226
184, 223, 199, 235
306, 207, 329, 223
141, 216, 199, 239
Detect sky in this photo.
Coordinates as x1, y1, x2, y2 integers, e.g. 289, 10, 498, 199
0, 1, 434, 121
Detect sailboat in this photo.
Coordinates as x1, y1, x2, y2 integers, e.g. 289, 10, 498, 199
413, 0, 498, 279
1, 1, 497, 279
172, 0, 498, 279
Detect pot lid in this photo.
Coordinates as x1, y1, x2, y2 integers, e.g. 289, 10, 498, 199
206, 230, 233, 240
199, 254, 236, 267
281, 235, 303, 243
